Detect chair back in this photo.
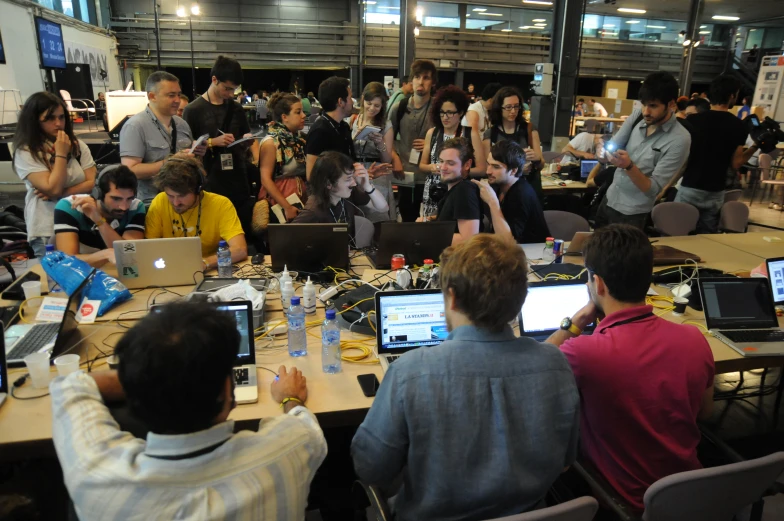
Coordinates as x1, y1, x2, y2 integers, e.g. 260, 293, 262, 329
723, 189, 742, 203
642, 452, 784, 521
542, 151, 563, 163
583, 119, 598, 133
719, 201, 750, 233
59, 90, 76, 112
543, 211, 590, 241
651, 202, 699, 236
354, 215, 374, 248
487, 497, 599, 521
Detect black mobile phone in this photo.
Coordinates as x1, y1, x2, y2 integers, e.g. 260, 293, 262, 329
1, 271, 42, 301
357, 374, 380, 397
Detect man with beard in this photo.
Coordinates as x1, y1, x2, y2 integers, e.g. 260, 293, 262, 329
352, 234, 579, 521
546, 224, 715, 513
54, 165, 146, 265
145, 153, 247, 271
596, 72, 691, 229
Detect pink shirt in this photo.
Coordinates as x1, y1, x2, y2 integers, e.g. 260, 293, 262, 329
559, 305, 714, 511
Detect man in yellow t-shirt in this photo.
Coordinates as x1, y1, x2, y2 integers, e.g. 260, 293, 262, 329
145, 154, 247, 270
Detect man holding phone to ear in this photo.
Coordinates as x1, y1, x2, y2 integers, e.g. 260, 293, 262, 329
595, 72, 691, 230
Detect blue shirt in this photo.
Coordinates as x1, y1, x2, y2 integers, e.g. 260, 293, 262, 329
351, 325, 580, 521
737, 105, 751, 119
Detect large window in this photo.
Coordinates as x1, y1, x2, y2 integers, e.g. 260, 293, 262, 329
33, 0, 92, 24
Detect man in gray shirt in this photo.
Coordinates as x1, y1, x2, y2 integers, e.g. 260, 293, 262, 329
389, 59, 436, 221
352, 234, 580, 521
597, 71, 691, 230
120, 71, 205, 204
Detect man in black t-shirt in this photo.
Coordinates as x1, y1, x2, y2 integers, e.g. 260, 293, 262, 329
183, 55, 253, 231
422, 137, 482, 245
474, 140, 549, 244
305, 76, 356, 179
675, 75, 759, 233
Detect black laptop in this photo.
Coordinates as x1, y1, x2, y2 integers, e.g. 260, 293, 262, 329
268, 224, 349, 272
368, 222, 456, 269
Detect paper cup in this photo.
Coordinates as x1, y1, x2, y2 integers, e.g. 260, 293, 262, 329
673, 296, 688, 315
24, 352, 51, 389
22, 281, 42, 300
54, 354, 81, 377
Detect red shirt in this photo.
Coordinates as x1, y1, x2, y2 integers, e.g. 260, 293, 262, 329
559, 305, 714, 511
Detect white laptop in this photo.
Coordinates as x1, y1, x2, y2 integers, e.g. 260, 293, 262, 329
152, 300, 258, 403
698, 278, 784, 357
114, 237, 204, 289
519, 280, 595, 341
373, 289, 448, 372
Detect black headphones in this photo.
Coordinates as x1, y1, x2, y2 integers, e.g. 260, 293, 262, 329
92, 164, 120, 201
163, 157, 206, 195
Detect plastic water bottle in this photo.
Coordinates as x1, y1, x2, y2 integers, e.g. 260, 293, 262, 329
303, 277, 317, 314
281, 280, 294, 314
287, 296, 307, 357
44, 244, 62, 294
217, 240, 232, 278
321, 309, 342, 373
542, 237, 555, 263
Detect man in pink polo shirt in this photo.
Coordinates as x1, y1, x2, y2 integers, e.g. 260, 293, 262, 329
546, 224, 715, 512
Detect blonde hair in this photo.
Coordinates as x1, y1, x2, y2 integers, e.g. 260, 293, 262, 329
439, 234, 529, 332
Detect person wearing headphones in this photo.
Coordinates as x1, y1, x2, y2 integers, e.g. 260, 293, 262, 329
144, 153, 247, 271
53, 164, 146, 266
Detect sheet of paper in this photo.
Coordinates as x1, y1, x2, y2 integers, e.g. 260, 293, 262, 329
189, 133, 209, 153
227, 130, 266, 148
36, 297, 67, 323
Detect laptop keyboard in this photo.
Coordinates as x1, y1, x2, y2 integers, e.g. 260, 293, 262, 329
720, 330, 784, 343
386, 355, 400, 364
234, 367, 250, 385
8, 323, 60, 360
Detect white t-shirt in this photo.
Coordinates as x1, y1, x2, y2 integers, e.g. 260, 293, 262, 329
461, 101, 489, 135
14, 140, 95, 238
592, 102, 608, 117
561, 132, 596, 164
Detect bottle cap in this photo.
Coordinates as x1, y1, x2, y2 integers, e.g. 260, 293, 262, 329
46, 244, 55, 252
325, 309, 336, 319
290, 296, 300, 306
218, 240, 227, 247
546, 237, 554, 242
423, 259, 433, 265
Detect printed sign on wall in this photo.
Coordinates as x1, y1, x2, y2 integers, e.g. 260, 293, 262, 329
64, 41, 110, 90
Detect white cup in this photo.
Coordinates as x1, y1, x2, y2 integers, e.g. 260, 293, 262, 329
22, 280, 42, 300
24, 352, 51, 389
54, 354, 81, 377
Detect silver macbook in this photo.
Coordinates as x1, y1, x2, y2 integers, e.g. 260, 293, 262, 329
767, 257, 784, 306
698, 278, 784, 357
519, 280, 595, 341
374, 289, 448, 372
114, 237, 204, 289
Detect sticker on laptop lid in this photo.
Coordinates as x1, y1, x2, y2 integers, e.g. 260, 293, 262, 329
76, 298, 101, 324
119, 242, 138, 277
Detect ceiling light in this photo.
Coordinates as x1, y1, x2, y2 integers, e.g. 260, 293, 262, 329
617, 8, 646, 14
534, 23, 547, 27
532, 19, 546, 22
472, 8, 486, 11
750, 29, 757, 32
699, 25, 707, 29
523, 0, 554, 5
190, 4, 199, 15
519, 26, 531, 29
363, 1, 376, 4
699, 31, 710, 34
176, 6, 186, 17
712, 15, 740, 21
479, 12, 504, 16
646, 25, 666, 29
603, 24, 615, 28
501, 28, 512, 32
626, 21, 640, 24
683, 39, 691, 46
693, 40, 700, 47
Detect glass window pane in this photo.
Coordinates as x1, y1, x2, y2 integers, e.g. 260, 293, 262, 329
763, 28, 784, 50
420, 1, 459, 29
746, 28, 763, 49
365, 0, 401, 25
599, 16, 621, 40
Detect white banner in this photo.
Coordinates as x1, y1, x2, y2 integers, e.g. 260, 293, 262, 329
64, 41, 110, 91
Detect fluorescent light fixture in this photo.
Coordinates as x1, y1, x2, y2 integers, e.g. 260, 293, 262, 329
750, 28, 757, 32
603, 24, 615, 27
472, 8, 486, 11
363, 0, 376, 4
479, 12, 504, 16
519, 26, 532, 29
626, 21, 640, 24
712, 15, 740, 21
646, 25, 666, 29
176, 6, 186, 17
617, 8, 646, 14
532, 18, 546, 22
523, 0, 554, 5
534, 23, 547, 26
190, 4, 199, 15
700, 25, 707, 28
699, 30, 710, 34
501, 28, 512, 32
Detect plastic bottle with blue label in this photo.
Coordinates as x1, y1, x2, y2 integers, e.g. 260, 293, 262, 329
321, 309, 342, 373
44, 244, 62, 293
287, 296, 307, 357
217, 240, 232, 278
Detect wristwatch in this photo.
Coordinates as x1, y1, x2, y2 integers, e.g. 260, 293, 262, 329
560, 317, 583, 336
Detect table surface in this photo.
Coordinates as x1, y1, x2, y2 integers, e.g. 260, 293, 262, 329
1, 233, 783, 452
700, 232, 784, 260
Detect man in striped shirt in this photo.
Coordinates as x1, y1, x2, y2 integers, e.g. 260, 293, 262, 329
51, 302, 327, 521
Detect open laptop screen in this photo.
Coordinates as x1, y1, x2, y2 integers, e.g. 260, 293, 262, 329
580, 160, 598, 179
376, 290, 447, 353
520, 282, 592, 335
767, 258, 784, 305
700, 279, 778, 330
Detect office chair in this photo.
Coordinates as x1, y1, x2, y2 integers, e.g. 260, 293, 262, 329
719, 201, 750, 233
543, 211, 590, 241
651, 202, 699, 236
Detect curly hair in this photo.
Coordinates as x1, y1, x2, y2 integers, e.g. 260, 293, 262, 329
155, 153, 206, 195
488, 86, 524, 127
430, 86, 470, 132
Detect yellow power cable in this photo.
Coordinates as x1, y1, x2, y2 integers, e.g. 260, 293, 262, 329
16, 296, 45, 324
683, 320, 709, 333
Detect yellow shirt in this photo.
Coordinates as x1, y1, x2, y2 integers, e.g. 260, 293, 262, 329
145, 191, 245, 257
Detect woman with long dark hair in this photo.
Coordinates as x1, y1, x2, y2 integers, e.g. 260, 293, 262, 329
13, 92, 97, 257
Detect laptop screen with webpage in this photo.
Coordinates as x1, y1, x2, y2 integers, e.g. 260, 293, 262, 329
767, 258, 784, 305
375, 290, 448, 354
580, 160, 598, 179
700, 278, 778, 330
520, 282, 592, 335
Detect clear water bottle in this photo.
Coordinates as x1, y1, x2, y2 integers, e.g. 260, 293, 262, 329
287, 296, 307, 357
321, 309, 342, 373
44, 244, 62, 293
542, 237, 555, 263
217, 240, 232, 278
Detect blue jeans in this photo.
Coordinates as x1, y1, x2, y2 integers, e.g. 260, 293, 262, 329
674, 186, 724, 234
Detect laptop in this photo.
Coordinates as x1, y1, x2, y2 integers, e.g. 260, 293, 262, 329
766, 257, 784, 306
114, 237, 203, 289
368, 222, 455, 269
698, 278, 784, 357
268, 224, 349, 272
4, 270, 94, 367
0, 329, 7, 408
152, 300, 258, 403
565, 231, 593, 256
580, 159, 598, 179
519, 280, 595, 341
374, 289, 448, 372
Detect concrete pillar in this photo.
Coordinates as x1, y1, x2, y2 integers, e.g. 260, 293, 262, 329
399, 0, 417, 80
549, 0, 584, 141
678, 0, 704, 96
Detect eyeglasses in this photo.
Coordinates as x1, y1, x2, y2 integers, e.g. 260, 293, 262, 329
502, 105, 522, 112
439, 110, 459, 118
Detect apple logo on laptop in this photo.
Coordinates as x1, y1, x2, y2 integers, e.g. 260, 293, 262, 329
154, 258, 166, 269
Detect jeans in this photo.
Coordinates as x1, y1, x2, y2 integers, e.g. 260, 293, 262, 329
674, 186, 724, 234
28, 237, 51, 259
594, 196, 648, 230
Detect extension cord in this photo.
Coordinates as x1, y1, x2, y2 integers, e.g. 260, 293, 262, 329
319, 285, 340, 301
265, 321, 288, 336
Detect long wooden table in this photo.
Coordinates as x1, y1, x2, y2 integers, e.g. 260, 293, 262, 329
700, 232, 784, 260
